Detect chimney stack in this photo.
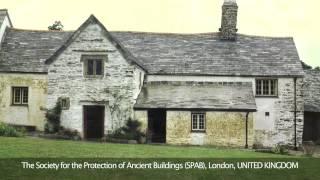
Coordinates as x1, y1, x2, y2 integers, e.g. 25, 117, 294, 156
219, 0, 238, 40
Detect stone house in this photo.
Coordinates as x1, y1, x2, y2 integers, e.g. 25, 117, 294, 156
0, 0, 311, 148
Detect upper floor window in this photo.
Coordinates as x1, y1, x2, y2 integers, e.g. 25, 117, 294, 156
191, 113, 206, 132
12, 87, 28, 105
256, 79, 278, 96
82, 55, 107, 77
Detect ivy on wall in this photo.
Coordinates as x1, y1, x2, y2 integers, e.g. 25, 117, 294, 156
45, 101, 62, 133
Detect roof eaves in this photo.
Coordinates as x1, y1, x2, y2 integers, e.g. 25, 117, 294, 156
147, 72, 305, 77
133, 107, 257, 112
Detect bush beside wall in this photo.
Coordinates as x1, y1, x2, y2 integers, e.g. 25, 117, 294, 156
0, 122, 24, 137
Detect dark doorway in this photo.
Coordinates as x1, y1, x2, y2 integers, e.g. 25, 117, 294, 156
303, 112, 320, 142
83, 105, 105, 139
148, 109, 166, 143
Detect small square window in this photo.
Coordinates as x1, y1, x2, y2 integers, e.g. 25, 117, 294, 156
12, 87, 28, 105
59, 97, 70, 110
82, 55, 107, 77
191, 113, 206, 132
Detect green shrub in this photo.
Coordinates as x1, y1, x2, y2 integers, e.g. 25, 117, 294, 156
58, 127, 81, 140
108, 118, 145, 141
302, 141, 315, 157
45, 101, 62, 133
0, 122, 24, 137
272, 144, 289, 155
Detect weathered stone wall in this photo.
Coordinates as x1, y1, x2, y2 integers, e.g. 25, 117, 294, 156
0, 73, 47, 130
166, 111, 253, 147
134, 110, 148, 134
255, 78, 304, 147
47, 22, 144, 137
146, 75, 304, 147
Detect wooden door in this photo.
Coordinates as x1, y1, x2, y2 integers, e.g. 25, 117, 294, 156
83, 105, 105, 139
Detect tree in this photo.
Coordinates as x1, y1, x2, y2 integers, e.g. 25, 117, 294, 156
48, 21, 64, 31
300, 60, 312, 70
300, 61, 320, 71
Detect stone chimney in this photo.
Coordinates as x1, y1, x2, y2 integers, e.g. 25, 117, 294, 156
219, 0, 238, 40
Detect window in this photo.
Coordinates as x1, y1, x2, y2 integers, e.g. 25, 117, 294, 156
85, 59, 103, 76
191, 113, 206, 132
58, 97, 70, 110
82, 55, 107, 77
256, 79, 278, 96
12, 87, 28, 105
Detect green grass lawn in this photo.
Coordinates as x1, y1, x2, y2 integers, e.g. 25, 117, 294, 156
1, 137, 319, 180
0, 136, 288, 158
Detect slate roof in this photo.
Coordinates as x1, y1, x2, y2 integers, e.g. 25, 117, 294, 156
112, 32, 304, 77
0, 20, 304, 76
134, 81, 257, 111
0, 28, 72, 73
304, 70, 320, 112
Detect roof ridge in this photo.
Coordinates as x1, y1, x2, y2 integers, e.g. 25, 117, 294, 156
237, 33, 293, 39
8, 27, 74, 33
111, 31, 219, 36
146, 81, 252, 86
5, 29, 292, 39
112, 31, 293, 39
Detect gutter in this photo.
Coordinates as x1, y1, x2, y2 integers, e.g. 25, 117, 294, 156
294, 77, 298, 150
134, 107, 257, 112
245, 112, 249, 149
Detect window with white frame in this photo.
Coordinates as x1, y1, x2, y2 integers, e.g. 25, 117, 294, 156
191, 113, 206, 132
256, 79, 278, 96
12, 87, 28, 105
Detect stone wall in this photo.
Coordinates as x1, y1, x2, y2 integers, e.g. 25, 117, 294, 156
254, 78, 304, 147
0, 73, 47, 130
145, 75, 304, 147
134, 110, 148, 134
166, 111, 253, 147
47, 22, 144, 137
